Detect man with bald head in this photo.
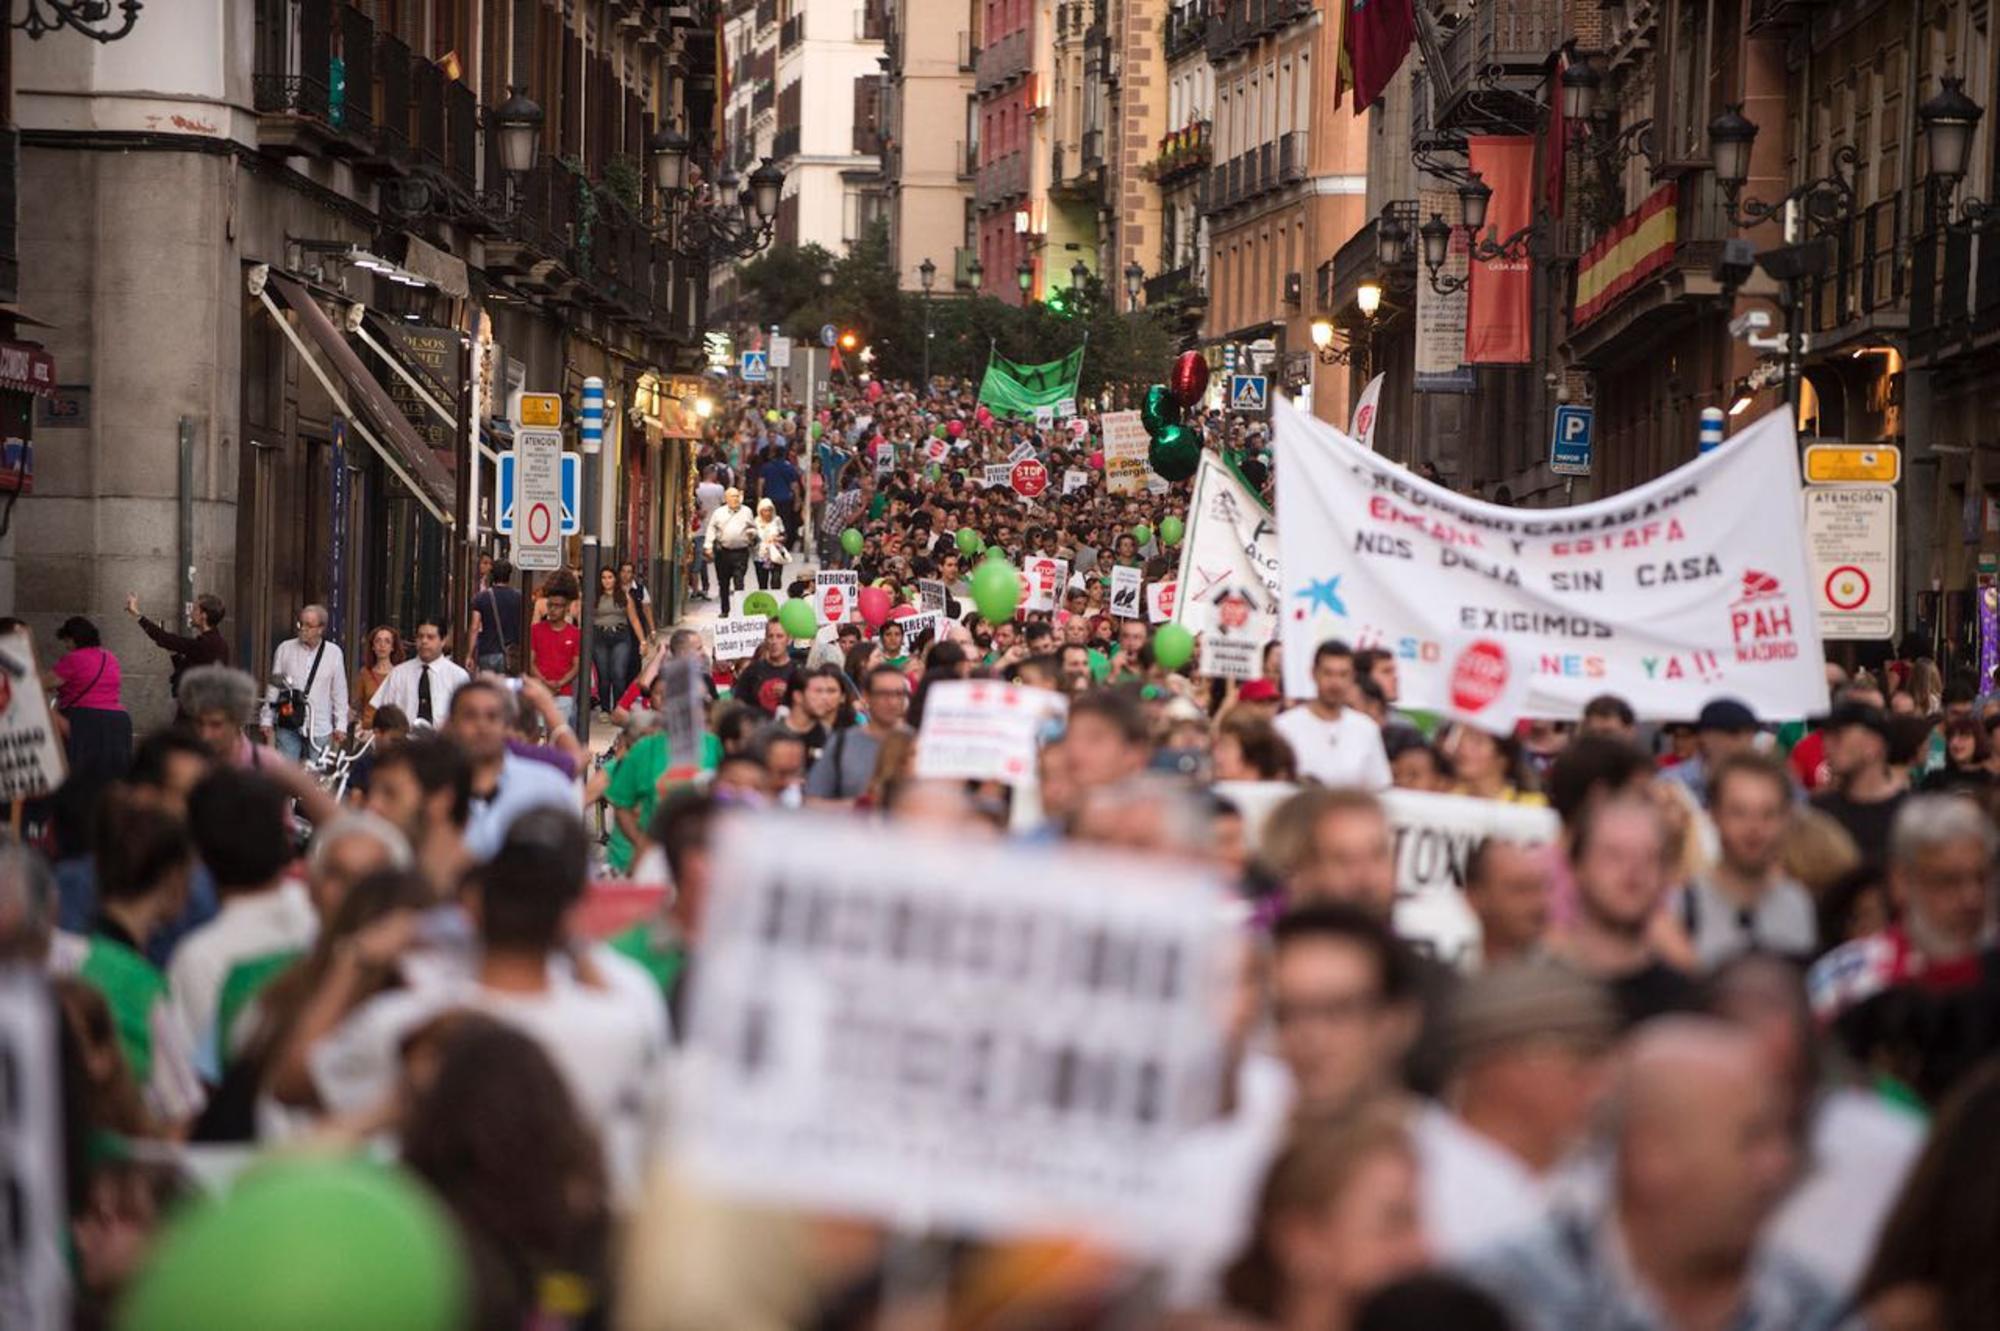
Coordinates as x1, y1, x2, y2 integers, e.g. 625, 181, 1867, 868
1467, 1017, 1838, 1331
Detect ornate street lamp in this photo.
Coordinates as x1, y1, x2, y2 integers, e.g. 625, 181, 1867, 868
1560, 58, 1601, 122
1918, 76, 1991, 225
13, 0, 142, 41
648, 125, 692, 194
1706, 103, 1858, 233
1016, 258, 1034, 295
495, 88, 545, 175
1124, 260, 1145, 308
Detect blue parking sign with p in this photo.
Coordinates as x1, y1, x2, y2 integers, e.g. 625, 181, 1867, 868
1549, 404, 1594, 476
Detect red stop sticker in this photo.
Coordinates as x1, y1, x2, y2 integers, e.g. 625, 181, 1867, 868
1449, 639, 1510, 715
822, 587, 845, 621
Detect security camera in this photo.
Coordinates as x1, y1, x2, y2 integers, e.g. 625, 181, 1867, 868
1543, 371, 1561, 389
1711, 238, 1757, 290
1728, 310, 1772, 338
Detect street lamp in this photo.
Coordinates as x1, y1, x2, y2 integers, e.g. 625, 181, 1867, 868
495, 87, 546, 175
1124, 260, 1145, 309
640, 150, 784, 261
1918, 76, 1992, 225
1560, 57, 1601, 122
749, 157, 785, 223
1457, 172, 1492, 234
918, 257, 937, 390
1377, 210, 1410, 268
1356, 282, 1383, 318
1070, 259, 1090, 293
1016, 257, 1034, 297
648, 124, 691, 194
13, 0, 143, 41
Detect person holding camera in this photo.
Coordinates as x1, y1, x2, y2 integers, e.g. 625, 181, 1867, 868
259, 603, 348, 761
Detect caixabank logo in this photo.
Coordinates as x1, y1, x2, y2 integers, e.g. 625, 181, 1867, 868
1729, 570, 1802, 664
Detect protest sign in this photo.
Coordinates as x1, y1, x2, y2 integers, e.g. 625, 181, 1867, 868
659, 658, 709, 775
1110, 565, 1143, 619
1056, 396, 1077, 418
674, 815, 1234, 1253
1274, 399, 1830, 719
1174, 454, 1280, 664
816, 569, 859, 624
1023, 556, 1067, 613
0, 970, 65, 1330
1034, 404, 1056, 429
914, 680, 1068, 784
1009, 440, 1037, 463
1147, 579, 1178, 624
710, 615, 769, 662
926, 437, 949, 464
1064, 468, 1092, 496
1069, 418, 1092, 442
898, 611, 943, 651
1381, 789, 1561, 967
1102, 410, 1150, 496
982, 463, 1012, 490
1147, 473, 1171, 496
0, 632, 64, 800
917, 578, 948, 614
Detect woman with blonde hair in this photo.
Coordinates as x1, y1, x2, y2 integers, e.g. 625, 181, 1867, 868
752, 497, 788, 594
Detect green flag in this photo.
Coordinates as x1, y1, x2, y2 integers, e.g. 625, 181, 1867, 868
977, 344, 1085, 418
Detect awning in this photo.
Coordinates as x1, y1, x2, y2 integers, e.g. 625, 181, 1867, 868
258, 271, 457, 526
0, 340, 56, 396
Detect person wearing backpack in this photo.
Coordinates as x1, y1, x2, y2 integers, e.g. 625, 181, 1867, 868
259, 603, 348, 762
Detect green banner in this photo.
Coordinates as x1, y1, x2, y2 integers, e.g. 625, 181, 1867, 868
977, 345, 1085, 418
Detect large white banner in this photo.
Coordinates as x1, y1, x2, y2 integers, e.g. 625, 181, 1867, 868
1173, 454, 1280, 664
673, 815, 1235, 1254
1275, 399, 1829, 720
1382, 789, 1560, 968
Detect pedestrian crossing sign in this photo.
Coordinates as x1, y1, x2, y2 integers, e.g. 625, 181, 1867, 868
1229, 373, 1269, 414
740, 350, 770, 382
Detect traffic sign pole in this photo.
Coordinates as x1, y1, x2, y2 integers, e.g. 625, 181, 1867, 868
577, 377, 606, 735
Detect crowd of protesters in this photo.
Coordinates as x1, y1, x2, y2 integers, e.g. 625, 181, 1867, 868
4, 368, 2000, 1331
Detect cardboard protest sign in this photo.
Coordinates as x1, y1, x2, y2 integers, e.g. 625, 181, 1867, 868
1174, 454, 1279, 660
0, 632, 65, 800
1101, 410, 1150, 496
1064, 468, 1092, 495
1056, 397, 1077, 419
982, 463, 1012, 490
917, 578, 948, 614
1110, 565, 1144, 619
673, 815, 1235, 1254
815, 569, 859, 624
915, 680, 1068, 784
1380, 789, 1560, 967
1195, 583, 1265, 681
659, 658, 709, 775
710, 616, 769, 661
926, 437, 949, 464
0, 970, 65, 1329
897, 611, 943, 651
1275, 399, 1830, 719
1034, 404, 1056, 429
1147, 579, 1178, 624
1022, 556, 1067, 613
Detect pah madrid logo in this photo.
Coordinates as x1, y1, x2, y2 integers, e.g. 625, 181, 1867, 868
1729, 569, 1802, 664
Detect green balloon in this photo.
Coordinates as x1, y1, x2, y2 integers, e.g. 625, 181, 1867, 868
742, 590, 780, 617
1148, 422, 1202, 482
983, 543, 1009, 563
934, 423, 949, 438
779, 597, 820, 640
1133, 523, 1154, 547
811, 421, 824, 439
121, 1158, 466, 1331
841, 526, 864, 556
1160, 515, 1185, 546
971, 558, 1022, 625
1141, 384, 1182, 437
956, 526, 983, 554
1153, 622, 1195, 671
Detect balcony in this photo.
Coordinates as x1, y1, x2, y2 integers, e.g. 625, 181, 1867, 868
1435, 0, 1562, 131
255, 0, 381, 156
974, 151, 1029, 210
756, 0, 776, 27
1568, 177, 1739, 358
752, 78, 775, 116
773, 124, 800, 159
1082, 127, 1104, 169
1164, 1, 1208, 60
1143, 118, 1212, 184
857, 4, 885, 40
1807, 193, 1905, 341
366, 32, 412, 166
975, 28, 1030, 93
445, 80, 476, 191
958, 30, 976, 71
779, 11, 803, 50
1278, 130, 1308, 184
1144, 264, 1197, 305
958, 139, 977, 179
953, 245, 980, 289
412, 56, 445, 172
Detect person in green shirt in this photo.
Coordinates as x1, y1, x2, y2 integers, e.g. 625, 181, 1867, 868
879, 620, 911, 670
607, 791, 717, 1033
604, 727, 722, 873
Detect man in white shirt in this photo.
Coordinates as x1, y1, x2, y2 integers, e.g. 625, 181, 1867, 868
369, 620, 469, 729
1413, 962, 1618, 1260
259, 602, 349, 762
1273, 638, 1392, 790
443, 678, 577, 860
703, 487, 759, 615
169, 767, 319, 1080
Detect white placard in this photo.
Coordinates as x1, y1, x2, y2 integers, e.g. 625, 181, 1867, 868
1197, 616, 1263, 681
710, 615, 770, 662
769, 335, 793, 369
512, 427, 564, 571
0, 969, 66, 1330
1102, 410, 1150, 496
660, 657, 709, 774
1804, 484, 1897, 640
1381, 788, 1561, 968
1034, 405, 1056, 429
672, 816, 1234, 1254
927, 437, 950, 464
1174, 455, 1281, 657
0, 633, 65, 800
1023, 556, 1067, 613
1147, 579, 1178, 624
1110, 566, 1144, 619
1009, 440, 1037, 463
915, 680, 1068, 784
1056, 397, 1077, 419
1064, 468, 1092, 495
816, 569, 859, 624
896, 611, 943, 650
917, 578, 948, 614
1275, 399, 1831, 720
982, 463, 1012, 490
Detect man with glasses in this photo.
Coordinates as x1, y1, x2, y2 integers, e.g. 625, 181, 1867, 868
259, 604, 348, 762
1269, 901, 1418, 1119
805, 664, 912, 808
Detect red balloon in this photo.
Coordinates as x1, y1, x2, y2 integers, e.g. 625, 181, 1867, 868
948, 419, 965, 438
857, 585, 892, 630
1169, 350, 1211, 408
1089, 450, 1105, 470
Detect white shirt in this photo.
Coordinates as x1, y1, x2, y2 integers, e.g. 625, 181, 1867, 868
1412, 1100, 1555, 1260
1160, 1052, 1295, 1307
695, 480, 726, 520
167, 879, 318, 1081
312, 967, 669, 1201
369, 655, 469, 727
1763, 1088, 1925, 1294
463, 752, 580, 860
704, 504, 758, 553
1273, 703, 1392, 790
259, 635, 350, 739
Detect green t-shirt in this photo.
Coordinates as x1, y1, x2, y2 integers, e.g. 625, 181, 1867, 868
1088, 647, 1111, 683
216, 949, 305, 1063
605, 731, 722, 871
77, 935, 169, 1083
607, 922, 688, 1003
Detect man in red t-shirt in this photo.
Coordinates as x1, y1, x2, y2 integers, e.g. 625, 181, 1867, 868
528, 587, 582, 724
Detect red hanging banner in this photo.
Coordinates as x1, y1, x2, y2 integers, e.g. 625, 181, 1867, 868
1465, 136, 1536, 365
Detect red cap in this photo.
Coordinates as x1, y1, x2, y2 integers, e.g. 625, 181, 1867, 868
1238, 679, 1280, 703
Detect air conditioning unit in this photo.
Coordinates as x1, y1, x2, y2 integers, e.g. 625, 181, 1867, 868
1283, 271, 1302, 306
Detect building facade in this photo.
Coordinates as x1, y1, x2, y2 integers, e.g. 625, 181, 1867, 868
880, 0, 979, 292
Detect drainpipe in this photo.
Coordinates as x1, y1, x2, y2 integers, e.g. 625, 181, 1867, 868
178, 417, 195, 632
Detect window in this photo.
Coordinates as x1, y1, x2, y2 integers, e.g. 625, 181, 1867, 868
1655, 0, 1714, 165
